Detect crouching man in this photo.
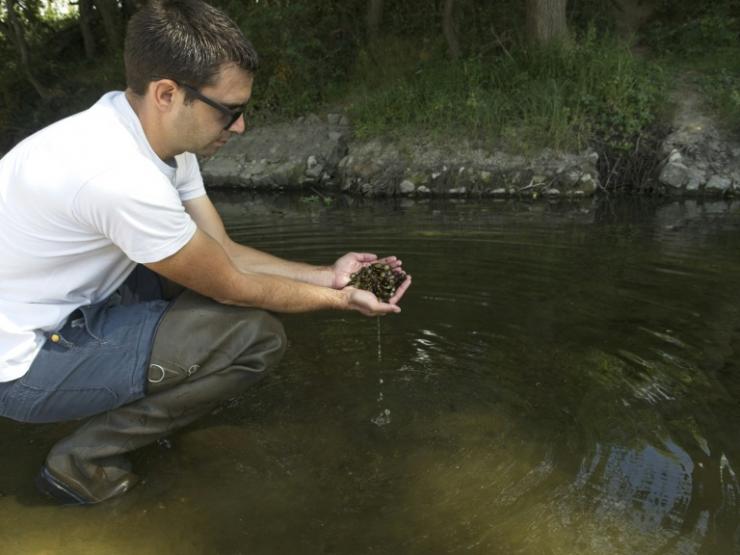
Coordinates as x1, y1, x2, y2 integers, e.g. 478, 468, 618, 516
0, 0, 410, 505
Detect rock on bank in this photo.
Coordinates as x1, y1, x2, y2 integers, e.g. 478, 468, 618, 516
657, 80, 740, 196
200, 114, 601, 198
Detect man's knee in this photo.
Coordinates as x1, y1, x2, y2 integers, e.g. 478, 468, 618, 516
148, 291, 287, 392
230, 309, 287, 373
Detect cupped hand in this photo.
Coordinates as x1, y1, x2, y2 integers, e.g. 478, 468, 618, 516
344, 273, 412, 316
346, 287, 401, 316
331, 252, 404, 289
388, 273, 412, 305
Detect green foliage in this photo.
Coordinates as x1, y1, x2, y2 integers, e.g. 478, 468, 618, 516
0, 35, 125, 151
0, 0, 126, 151
644, 0, 740, 56
567, 0, 619, 34
646, 0, 740, 132
575, 29, 665, 151
0, 0, 733, 156
700, 63, 740, 133
731, 88, 740, 120
346, 28, 665, 153
212, 0, 362, 122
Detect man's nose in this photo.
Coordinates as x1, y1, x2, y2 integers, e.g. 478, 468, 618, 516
229, 114, 246, 135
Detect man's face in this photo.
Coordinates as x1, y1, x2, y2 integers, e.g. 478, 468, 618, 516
174, 64, 253, 157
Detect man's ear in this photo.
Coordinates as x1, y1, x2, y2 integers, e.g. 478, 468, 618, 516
148, 79, 179, 114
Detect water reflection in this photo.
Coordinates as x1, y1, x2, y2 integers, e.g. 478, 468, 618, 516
1, 195, 740, 554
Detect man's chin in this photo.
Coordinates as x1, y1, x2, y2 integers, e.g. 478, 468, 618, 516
196, 140, 227, 157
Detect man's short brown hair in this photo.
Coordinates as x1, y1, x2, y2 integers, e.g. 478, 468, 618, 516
124, 0, 258, 96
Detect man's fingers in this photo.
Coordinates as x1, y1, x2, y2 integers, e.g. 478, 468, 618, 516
349, 288, 403, 316
353, 252, 377, 263
361, 299, 401, 316
375, 255, 400, 267
389, 275, 412, 305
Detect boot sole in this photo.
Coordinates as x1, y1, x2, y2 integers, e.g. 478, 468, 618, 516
35, 466, 93, 505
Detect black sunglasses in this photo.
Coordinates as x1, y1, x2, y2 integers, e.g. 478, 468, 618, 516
179, 82, 246, 130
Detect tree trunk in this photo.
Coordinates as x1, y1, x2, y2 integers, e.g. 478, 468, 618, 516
5, 0, 49, 99
93, 0, 122, 52
366, 0, 383, 41
78, 0, 97, 60
526, 0, 568, 46
442, 0, 461, 60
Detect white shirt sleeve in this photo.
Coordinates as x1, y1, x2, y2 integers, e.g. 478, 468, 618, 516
72, 161, 197, 264
174, 152, 207, 201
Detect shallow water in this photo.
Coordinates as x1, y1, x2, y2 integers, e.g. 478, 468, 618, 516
2, 194, 740, 554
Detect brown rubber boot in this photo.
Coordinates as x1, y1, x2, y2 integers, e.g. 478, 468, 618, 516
36, 291, 286, 504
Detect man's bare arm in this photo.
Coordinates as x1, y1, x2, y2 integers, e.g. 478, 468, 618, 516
184, 196, 334, 286
145, 228, 402, 315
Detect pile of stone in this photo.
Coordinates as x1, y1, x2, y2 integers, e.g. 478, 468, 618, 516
200, 113, 601, 198
657, 84, 740, 196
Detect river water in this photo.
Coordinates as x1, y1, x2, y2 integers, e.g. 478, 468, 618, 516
1, 194, 739, 554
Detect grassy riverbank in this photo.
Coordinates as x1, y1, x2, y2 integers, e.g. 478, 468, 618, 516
658, 50, 740, 135
340, 31, 666, 154
1, 1, 738, 161
641, 3, 740, 132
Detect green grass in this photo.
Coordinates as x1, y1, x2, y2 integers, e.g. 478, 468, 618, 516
339, 30, 666, 153
646, 47, 740, 137
642, 2, 740, 134
684, 49, 740, 134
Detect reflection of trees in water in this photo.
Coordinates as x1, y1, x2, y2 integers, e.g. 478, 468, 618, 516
553, 344, 740, 552
392, 197, 740, 552
525, 201, 740, 551
657, 429, 740, 554
571, 438, 738, 553
576, 442, 694, 540
659, 315, 740, 553
592, 196, 666, 225
219, 195, 740, 551
507, 335, 740, 552
593, 197, 740, 248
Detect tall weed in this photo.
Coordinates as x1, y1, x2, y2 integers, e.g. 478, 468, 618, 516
346, 29, 665, 153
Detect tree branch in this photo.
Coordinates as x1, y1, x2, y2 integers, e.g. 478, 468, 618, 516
5, 0, 50, 99
443, 0, 461, 60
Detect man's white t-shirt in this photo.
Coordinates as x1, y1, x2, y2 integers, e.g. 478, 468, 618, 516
0, 91, 206, 382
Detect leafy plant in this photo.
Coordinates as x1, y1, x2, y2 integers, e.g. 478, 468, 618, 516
346, 26, 664, 156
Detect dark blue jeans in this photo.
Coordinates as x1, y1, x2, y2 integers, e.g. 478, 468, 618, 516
0, 267, 172, 423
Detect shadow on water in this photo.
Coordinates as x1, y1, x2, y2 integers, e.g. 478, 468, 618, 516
2, 193, 740, 554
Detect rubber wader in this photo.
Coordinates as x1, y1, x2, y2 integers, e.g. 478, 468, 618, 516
36, 290, 286, 504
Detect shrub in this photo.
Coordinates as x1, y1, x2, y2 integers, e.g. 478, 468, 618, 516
346, 27, 665, 155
